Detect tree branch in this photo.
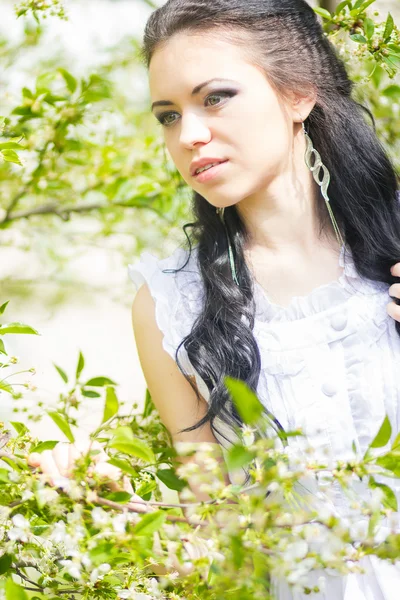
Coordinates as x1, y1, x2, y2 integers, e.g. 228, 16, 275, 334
0, 199, 171, 224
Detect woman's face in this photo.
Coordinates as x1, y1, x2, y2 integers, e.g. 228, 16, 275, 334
149, 33, 305, 210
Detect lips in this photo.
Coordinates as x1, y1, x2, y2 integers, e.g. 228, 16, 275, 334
194, 160, 227, 176
190, 158, 228, 177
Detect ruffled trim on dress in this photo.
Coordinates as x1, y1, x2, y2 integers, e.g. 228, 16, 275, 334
127, 245, 200, 375
252, 244, 388, 324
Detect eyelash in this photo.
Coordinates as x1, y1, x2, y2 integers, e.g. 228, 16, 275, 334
156, 89, 237, 127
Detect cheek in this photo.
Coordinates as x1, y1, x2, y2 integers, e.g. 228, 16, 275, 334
240, 105, 291, 171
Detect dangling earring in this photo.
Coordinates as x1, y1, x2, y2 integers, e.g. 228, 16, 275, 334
299, 115, 345, 249
216, 207, 240, 286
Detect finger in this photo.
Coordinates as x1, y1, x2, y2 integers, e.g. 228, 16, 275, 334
391, 263, 400, 277
122, 475, 134, 495
27, 452, 42, 467
52, 442, 71, 476
88, 440, 108, 463
72, 439, 106, 467
67, 443, 83, 472
387, 300, 400, 322
38, 450, 61, 486
94, 460, 121, 481
388, 283, 400, 298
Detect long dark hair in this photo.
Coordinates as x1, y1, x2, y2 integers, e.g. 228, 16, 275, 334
140, 0, 400, 445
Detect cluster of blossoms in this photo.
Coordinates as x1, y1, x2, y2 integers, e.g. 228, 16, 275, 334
14, 0, 67, 20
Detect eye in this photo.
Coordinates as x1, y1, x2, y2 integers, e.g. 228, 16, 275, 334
156, 89, 236, 127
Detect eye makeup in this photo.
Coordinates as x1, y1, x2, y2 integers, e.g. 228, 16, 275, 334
155, 88, 238, 127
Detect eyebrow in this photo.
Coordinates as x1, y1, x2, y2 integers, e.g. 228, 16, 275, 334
151, 78, 239, 112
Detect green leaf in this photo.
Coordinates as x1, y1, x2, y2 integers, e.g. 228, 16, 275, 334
142, 388, 155, 419
85, 376, 117, 387
370, 415, 392, 448
103, 491, 132, 503
224, 377, 264, 425
382, 56, 398, 72
382, 85, 400, 99
383, 13, 394, 42
0, 381, 13, 394
0, 142, 24, 150
102, 385, 119, 423
386, 53, 400, 65
11, 106, 33, 116
364, 18, 374, 39
5, 577, 28, 600
58, 68, 78, 93
48, 411, 75, 443
53, 363, 68, 384
369, 477, 398, 511
10, 421, 29, 436
156, 468, 186, 491
0, 469, 10, 483
313, 7, 331, 20
107, 457, 139, 478
133, 510, 166, 536
357, 0, 377, 12
226, 445, 255, 470
392, 432, 400, 451
0, 322, 39, 335
350, 34, 368, 44
0, 301, 9, 315
0, 554, 12, 575
0, 339, 5, 354
109, 439, 154, 464
35, 71, 57, 94
335, 0, 351, 13
376, 453, 400, 476
1, 150, 22, 165
76, 350, 85, 380
82, 390, 101, 398
354, 0, 367, 8
30, 440, 59, 453
387, 44, 400, 56
22, 87, 33, 98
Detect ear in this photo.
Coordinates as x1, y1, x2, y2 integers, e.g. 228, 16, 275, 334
290, 92, 317, 123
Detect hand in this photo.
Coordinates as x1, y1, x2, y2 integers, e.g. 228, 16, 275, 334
27, 440, 152, 513
388, 263, 400, 323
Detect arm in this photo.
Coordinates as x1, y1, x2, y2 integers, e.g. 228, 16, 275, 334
131, 283, 230, 505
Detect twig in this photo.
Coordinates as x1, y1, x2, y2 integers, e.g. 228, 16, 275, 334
91, 493, 209, 528
15, 568, 43, 591
0, 199, 171, 224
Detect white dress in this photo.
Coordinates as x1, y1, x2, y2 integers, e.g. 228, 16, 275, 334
128, 243, 400, 599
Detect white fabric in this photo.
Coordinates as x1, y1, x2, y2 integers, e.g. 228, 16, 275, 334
127, 242, 400, 599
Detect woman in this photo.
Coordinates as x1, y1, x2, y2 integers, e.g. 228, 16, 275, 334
30, 0, 400, 597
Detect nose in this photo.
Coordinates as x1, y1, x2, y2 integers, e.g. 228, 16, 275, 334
179, 112, 212, 148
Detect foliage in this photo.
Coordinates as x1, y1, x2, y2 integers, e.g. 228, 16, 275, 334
314, 1, 400, 168
1, 2, 400, 599
1, 302, 400, 599
1, 0, 400, 258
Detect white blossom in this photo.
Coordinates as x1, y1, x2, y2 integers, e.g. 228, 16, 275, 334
59, 559, 82, 581
283, 539, 308, 562
112, 512, 130, 534
91, 506, 111, 527
37, 488, 59, 505
90, 562, 111, 584
49, 521, 67, 544
117, 585, 152, 600
8, 514, 31, 542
